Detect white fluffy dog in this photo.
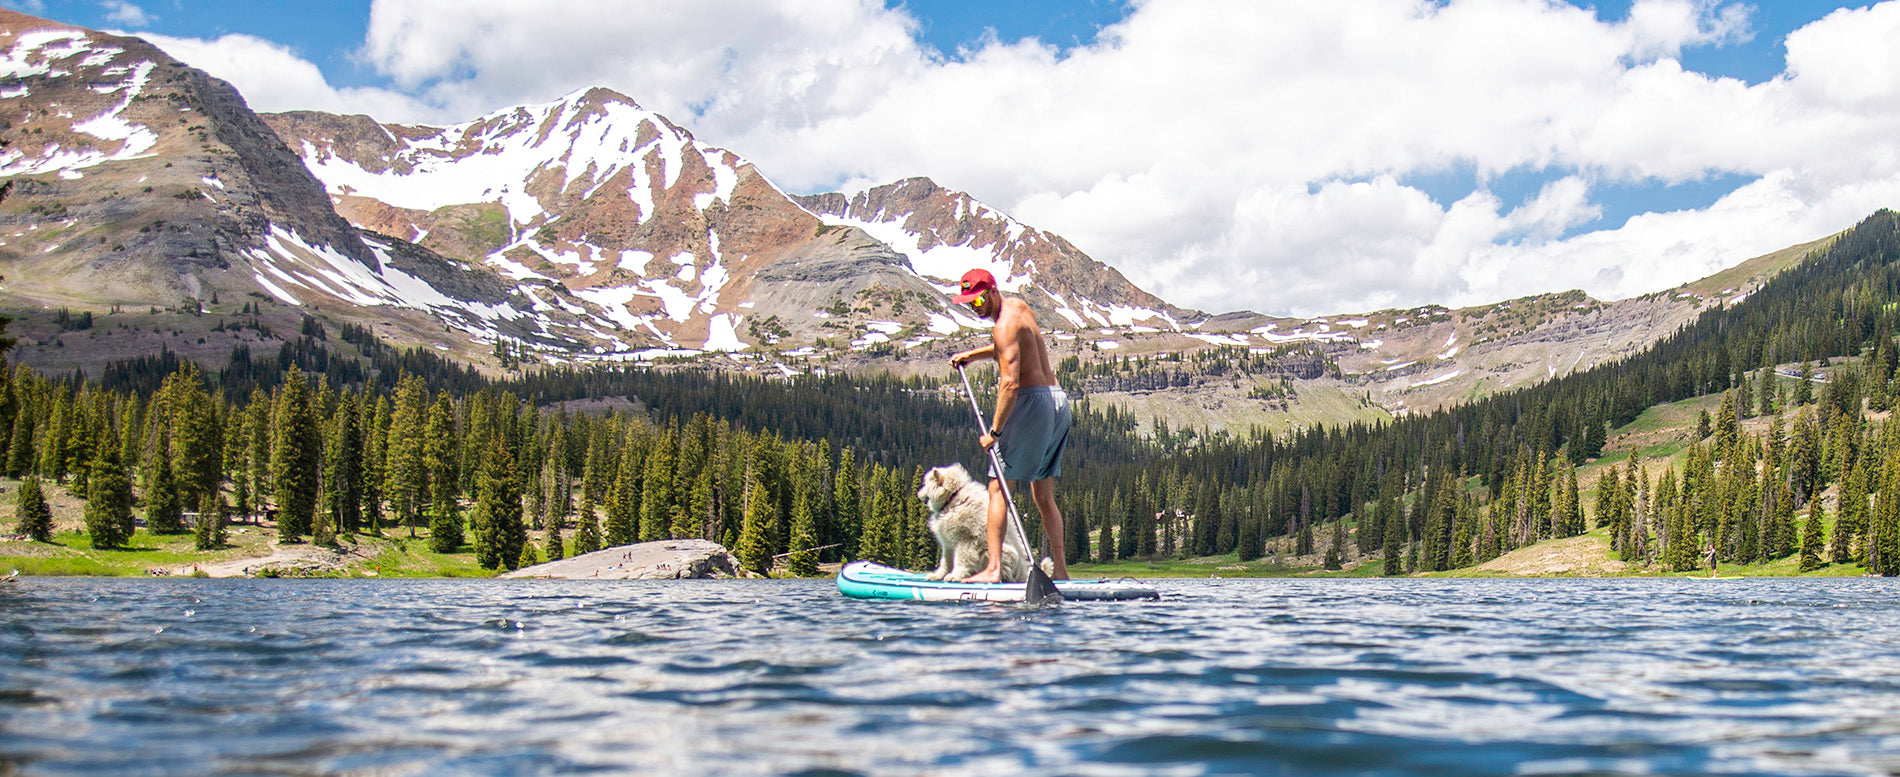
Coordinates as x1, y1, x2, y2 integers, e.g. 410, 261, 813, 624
917, 463, 1034, 582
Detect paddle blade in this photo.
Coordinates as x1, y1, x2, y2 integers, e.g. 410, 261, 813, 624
1024, 564, 1063, 605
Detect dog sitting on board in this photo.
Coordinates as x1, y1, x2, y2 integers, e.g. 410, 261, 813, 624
917, 463, 1043, 582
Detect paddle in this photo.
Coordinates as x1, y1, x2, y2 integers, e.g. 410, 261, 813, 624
957, 364, 1062, 605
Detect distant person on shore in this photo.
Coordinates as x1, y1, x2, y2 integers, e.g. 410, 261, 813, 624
948, 268, 1071, 582
1706, 543, 1718, 578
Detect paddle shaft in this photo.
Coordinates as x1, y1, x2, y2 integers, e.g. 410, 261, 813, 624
956, 365, 1044, 571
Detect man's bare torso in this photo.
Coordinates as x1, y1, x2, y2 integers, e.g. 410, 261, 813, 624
996, 297, 1056, 388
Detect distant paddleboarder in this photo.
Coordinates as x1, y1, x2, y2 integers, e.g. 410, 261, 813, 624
1705, 543, 1718, 578
948, 268, 1071, 583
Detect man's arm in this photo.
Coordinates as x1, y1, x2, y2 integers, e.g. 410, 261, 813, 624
949, 344, 996, 367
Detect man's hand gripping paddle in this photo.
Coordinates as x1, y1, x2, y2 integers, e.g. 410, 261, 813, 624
957, 364, 1062, 605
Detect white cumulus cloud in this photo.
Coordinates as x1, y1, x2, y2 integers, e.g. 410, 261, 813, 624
99, 1, 151, 27
136, 31, 429, 120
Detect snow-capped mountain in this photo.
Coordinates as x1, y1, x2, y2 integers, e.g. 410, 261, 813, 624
793, 178, 1188, 330
265, 87, 941, 355
264, 88, 1192, 356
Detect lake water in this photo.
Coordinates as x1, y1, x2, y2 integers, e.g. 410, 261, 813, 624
4, 577, 1900, 776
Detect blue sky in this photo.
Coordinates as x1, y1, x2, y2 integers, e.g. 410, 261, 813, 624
7, 1, 1899, 317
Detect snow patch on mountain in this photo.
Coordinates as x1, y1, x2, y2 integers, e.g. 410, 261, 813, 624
0, 44, 158, 176
241, 224, 541, 342
0, 29, 89, 79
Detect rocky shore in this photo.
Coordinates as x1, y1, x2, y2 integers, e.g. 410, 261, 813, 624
500, 539, 752, 580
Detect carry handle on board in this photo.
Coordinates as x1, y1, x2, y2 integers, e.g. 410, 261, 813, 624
957, 365, 1062, 605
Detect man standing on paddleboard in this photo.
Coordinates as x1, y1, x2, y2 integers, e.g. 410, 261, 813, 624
948, 268, 1071, 583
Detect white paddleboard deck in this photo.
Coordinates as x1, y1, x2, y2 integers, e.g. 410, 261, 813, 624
836, 561, 1160, 602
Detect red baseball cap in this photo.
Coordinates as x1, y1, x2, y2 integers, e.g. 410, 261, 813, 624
952, 268, 997, 304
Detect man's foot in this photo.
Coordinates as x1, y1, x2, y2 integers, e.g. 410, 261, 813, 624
958, 568, 1002, 584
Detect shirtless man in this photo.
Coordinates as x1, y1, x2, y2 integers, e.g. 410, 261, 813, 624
947, 268, 1071, 583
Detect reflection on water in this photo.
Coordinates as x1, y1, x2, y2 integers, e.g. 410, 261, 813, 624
4, 577, 1900, 776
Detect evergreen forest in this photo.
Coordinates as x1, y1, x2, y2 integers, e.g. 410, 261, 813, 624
8, 211, 1900, 577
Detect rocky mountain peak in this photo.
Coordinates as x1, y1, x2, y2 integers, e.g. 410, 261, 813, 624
0, 9, 378, 304
793, 176, 1189, 330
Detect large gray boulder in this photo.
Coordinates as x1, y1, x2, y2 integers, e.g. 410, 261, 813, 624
501, 539, 749, 580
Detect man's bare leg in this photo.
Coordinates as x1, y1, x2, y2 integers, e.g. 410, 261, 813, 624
957, 478, 1011, 583
1031, 478, 1068, 579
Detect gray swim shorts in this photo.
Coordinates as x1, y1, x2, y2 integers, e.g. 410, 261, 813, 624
991, 385, 1071, 482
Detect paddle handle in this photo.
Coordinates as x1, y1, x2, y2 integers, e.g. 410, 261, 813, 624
957, 365, 1041, 565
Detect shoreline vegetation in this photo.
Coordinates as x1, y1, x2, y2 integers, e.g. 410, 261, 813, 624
0, 490, 1870, 579
8, 216, 1900, 581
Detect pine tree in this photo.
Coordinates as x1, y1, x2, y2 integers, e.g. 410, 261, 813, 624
38, 392, 69, 482
13, 474, 52, 542
1759, 365, 1777, 416
363, 395, 390, 533
1789, 413, 1820, 504
144, 449, 183, 535
833, 447, 861, 559
574, 496, 602, 555
1450, 495, 1474, 569
1324, 518, 1346, 570
1715, 391, 1739, 451
311, 508, 338, 549
194, 493, 227, 550
472, 441, 525, 570
1597, 466, 1622, 545
325, 392, 363, 535
163, 364, 222, 507
1559, 468, 1584, 537
245, 389, 271, 525
787, 485, 819, 577
6, 408, 35, 478
83, 432, 131, 549
270, 367, 321, 542
604, 438, 639, 547
543, 511, 565, 561
1768, 481, 1797, 561
428, 488, 464, 554
1382, 502, 1403, 576
673, 417, 710, 541
424, 393, 459, 522
1873, 463, 1900, 576
1799, 498, 1827, 572
386, 376, 428, 537
1664, 475, 1700, 572
640, 429, 676, 541
1580, 409, 1606, 461
737, 464, 772, 575
1833, 460, 1865, 565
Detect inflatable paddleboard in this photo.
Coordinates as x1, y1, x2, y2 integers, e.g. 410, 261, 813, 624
836, 561, 1160, 602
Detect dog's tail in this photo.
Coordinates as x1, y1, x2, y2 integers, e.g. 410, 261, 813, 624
1039, 557, 1055, 577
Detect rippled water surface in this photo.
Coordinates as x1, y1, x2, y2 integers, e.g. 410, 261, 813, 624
5, 577, 1900, 776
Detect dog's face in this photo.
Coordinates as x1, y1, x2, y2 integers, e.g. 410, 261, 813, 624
917, 463, 973, 510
